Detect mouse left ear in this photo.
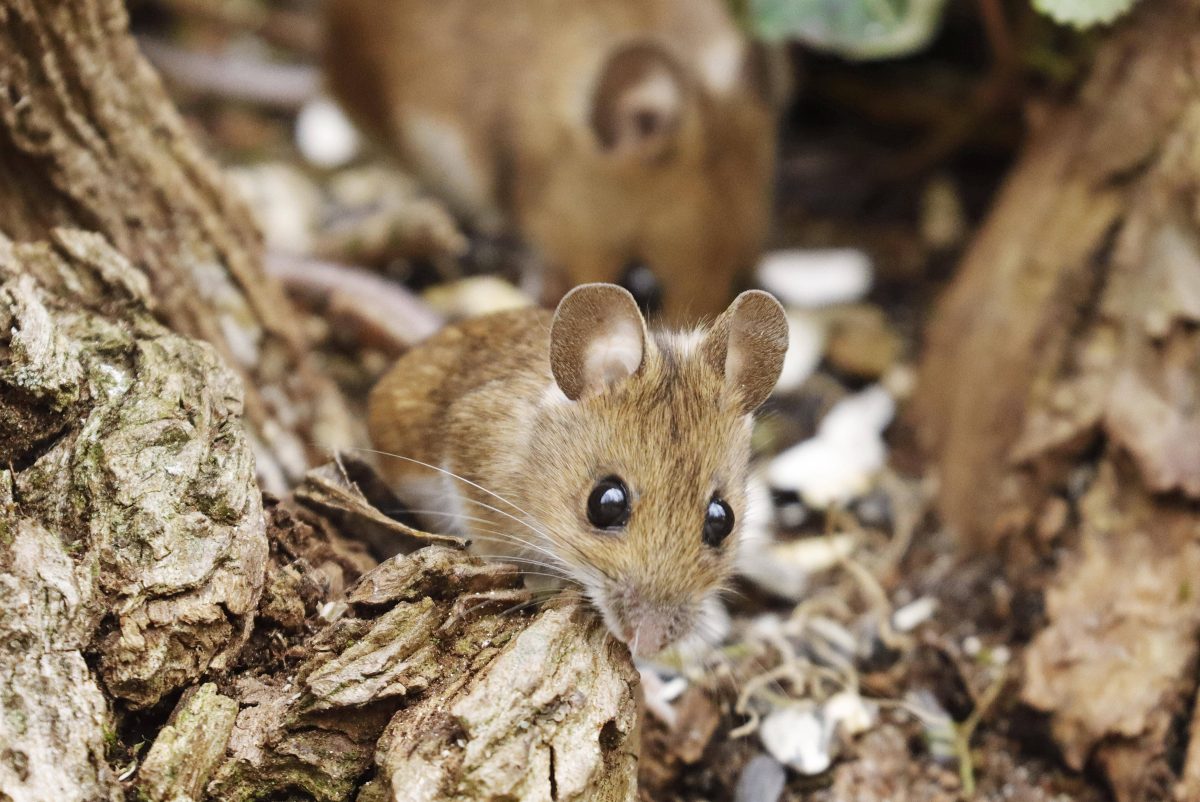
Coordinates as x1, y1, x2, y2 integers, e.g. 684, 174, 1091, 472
700, 290, 789, 414
550, 283, 647, 400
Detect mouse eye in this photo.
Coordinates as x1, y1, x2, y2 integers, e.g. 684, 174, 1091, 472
587, 476, 631, 530
703, 498, 734, 547
619, 260, 664, 316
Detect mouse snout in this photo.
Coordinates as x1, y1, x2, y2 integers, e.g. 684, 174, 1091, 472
607, 590, 696, 659
618, 615, 672, 659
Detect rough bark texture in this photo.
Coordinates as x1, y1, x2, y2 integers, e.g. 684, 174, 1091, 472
0, 229, 267, 799
916, 0, 1200, 798
206, 547, 639, 802
0, 0, 357, 490
0, 230, 639, 800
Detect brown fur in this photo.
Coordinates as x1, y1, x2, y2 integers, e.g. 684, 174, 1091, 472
368, 283, 787, 656
325, 0, 783, 321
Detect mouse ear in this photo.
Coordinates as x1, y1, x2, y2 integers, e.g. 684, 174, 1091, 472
700, 290, 788, 414
550, 283, 647, 400
590, 41, 687, 162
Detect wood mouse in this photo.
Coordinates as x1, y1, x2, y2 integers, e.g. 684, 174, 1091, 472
367, 283, 788, 657
325, 0, 786, 322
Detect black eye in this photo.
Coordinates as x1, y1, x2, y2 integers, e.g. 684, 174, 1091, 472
619, 260, 663, 316
587, 476, 631, 530
703, 498, 734, 547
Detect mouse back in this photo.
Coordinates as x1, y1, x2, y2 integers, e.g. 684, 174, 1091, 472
324, 0, 787, 322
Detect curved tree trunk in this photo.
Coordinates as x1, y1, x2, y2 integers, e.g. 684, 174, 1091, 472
0, 0, 357, 490
0, 2, 640, 800
916, 1, 1200, 798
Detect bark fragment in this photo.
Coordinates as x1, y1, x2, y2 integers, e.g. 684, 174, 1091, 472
0, 519, 119, 802
208, 547, 639, 802
0, 229, 267, 795
137, 683, 240, 802
0, 0, 357, 486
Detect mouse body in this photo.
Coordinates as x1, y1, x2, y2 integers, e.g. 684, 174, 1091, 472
325, 0, 785, 321
367, 284, 788, 656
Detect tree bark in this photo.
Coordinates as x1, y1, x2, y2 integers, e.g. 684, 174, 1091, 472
0, 0, 357, 491
0, 2, 640, 800
916, 0, 1200, 798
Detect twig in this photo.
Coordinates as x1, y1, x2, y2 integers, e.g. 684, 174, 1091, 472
955, 667, 1009, 798
265, 252, 444, 353
137, 36, 319, 109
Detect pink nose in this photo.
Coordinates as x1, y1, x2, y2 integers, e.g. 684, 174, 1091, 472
621, 616, 671, 658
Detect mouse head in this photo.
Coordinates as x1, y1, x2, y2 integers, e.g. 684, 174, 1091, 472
517, 38, 785, 323
524, 283, 787, 657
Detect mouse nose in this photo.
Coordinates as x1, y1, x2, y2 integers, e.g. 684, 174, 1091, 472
620, 611, 675, 658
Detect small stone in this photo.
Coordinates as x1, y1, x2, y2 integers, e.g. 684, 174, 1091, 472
757, 249, 873, 308
734, 754, 786, 802
767, 386, 895, 508
891, 597, 937, 633
760, 704, 832, 775
295, 97, 362, 168
422, 276, 532, 319
773, 311, 826, 394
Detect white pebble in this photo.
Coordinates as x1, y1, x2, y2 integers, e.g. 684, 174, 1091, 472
295, 97, 362, 168
423, 275, 533, 319
317, 600, 348, 623
822, 691, 877, 738
767, 386, 894, 508
734, 754, 786, 802
737, 475, 810, 599
891, 597, 938, 633
772, 533, 856, 575
820, 385, 896, 440
757, 249, 873, 308
760, 704, 832, 775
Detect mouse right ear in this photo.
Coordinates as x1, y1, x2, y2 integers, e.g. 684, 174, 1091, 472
550, 283, 647, 400
589, 41, 687, 162
700, 290, 789, 414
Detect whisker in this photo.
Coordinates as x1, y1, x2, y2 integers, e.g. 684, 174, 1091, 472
350, 447, 558, 536
398, 501, 582, 578
350, 447, 612, 587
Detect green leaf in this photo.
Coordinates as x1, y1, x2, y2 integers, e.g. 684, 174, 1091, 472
1031, 0, 1139, 29
744, 0, 950, 60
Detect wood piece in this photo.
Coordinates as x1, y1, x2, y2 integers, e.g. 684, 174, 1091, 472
0, 230, 266, 793
0, 0, 356, 488
915, 0, 1200, 796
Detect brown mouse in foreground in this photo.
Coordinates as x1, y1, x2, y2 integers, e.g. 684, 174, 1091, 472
325, 0, 786, 321
367, 283, 788, 657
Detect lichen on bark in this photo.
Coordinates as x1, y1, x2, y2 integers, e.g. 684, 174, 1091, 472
0, 228, 267, 796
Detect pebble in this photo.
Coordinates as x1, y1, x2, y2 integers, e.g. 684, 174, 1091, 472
826, 305, 903, 380
773, 311, 826, 394
767, 385, 895, 508
735, 754, 787, 802
891, 597, 938, 633
295, 96, 362, 168
757, 249, 874, 308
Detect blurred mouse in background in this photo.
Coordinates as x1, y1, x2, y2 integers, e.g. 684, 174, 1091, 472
324, 0, 789, 322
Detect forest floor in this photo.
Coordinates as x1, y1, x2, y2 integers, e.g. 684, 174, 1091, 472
128, 1, 1113, 799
